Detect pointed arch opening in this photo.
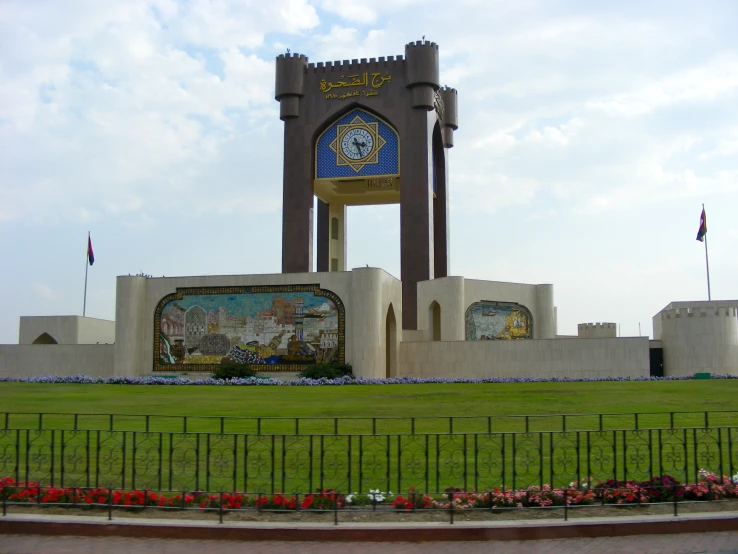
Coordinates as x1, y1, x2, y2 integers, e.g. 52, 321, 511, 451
32, 332, 58, 345
432, 121, 448, 278
386, 303, 397, 378
314, 105, 401, 273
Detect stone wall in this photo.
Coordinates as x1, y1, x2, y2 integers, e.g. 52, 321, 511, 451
397, 337, 650, 379
0, 345, 115, 378
660, 306, 738, 376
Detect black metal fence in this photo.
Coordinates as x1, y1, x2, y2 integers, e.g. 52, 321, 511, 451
2, 410, 738, 435
1, 427, 736, 493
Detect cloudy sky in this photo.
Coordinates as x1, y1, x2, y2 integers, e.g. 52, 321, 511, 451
1, 0, 737, 343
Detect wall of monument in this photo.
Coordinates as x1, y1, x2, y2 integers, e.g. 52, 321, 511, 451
114, 268, 402, 379
415, 277, 555, 342
19, 316, 115, 345
0, 344, 115, 378
659, 306, 738, 376
397, 337, 650, 380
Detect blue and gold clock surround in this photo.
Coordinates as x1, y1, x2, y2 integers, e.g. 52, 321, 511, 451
315, 109, 399, 179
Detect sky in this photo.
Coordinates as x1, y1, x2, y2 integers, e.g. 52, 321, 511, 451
1, 0, 737, 343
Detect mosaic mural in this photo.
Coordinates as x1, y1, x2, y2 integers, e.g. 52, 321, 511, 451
154, 286, 344, 372
315, 108, 399, 179
465, 301, 533, 341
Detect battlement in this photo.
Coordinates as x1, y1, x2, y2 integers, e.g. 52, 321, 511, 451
276, 53, 308, 61
579, 322, 617, 329
307, 56, 405, 74
661, 306, 738, 319
577, 322, 617, 339
405, 40, 439, 50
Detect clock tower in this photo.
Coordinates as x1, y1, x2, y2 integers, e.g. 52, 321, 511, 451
275, 41, 459, 330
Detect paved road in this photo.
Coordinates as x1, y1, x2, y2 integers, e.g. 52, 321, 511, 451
0, 533, 737, 554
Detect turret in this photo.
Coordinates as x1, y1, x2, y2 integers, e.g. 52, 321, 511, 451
275, 53, 308, 120
404, 41, 440, 110
438, 86, 458, 147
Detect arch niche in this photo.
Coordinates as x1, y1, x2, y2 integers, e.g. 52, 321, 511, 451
386, 303, 397, 378
429, 301, 441, 341
32, 332, 58, 345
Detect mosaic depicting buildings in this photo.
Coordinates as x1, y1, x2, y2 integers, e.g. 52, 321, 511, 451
465, 302, 533, 341
155, 287, 343, 371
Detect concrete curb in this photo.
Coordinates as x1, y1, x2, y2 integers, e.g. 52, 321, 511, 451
1, 512, 737, 542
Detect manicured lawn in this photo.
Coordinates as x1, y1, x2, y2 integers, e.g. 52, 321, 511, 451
2, 380, 736, 493
1, 380, 736, 433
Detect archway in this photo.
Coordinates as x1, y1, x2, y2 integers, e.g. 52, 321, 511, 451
386, 303, 397, 378
429, 301, 442, 341
32, 332, 58, 344
432, 121, 448, 278
313, 106, 401, 273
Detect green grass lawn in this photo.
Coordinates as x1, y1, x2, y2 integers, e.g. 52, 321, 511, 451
2, 380, 736, 492
1, 380, 737, 433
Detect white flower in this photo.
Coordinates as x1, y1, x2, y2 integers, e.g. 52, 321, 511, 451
368, 489, 386, 502
732, 474, 738, 484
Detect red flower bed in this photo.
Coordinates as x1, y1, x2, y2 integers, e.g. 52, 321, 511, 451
1, 473, 735, 514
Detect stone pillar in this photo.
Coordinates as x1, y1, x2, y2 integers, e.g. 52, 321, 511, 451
113, 276, 147, 377
275, 52, 313, 273
317, 200, 347, 272
281, 117, 314, 273
535, 284, 555, 339
400, 111, 435, 330
400, 41, 441, 330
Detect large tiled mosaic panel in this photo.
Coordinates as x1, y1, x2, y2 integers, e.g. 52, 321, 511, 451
154, 286, 345, 372
465, 301, 533, 341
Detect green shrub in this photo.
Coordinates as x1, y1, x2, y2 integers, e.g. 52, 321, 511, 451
298, 363, 353, 379
211, 364, 257, 380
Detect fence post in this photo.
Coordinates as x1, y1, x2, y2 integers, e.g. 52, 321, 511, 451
449, 492, 454, 525
108, 488, 113, 521
2, 486, 6, 516
334, 491, 338, 526
219, 492, 224, 524
673, 486, 678, 516
564, 488, 568, 521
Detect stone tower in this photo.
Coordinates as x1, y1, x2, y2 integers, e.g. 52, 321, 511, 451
275, 41, 458, 330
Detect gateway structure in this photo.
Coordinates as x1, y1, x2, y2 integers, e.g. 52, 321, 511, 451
1, 42, 736, 380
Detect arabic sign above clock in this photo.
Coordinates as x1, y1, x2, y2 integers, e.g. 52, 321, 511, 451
319, 72, 392, 100
315, 109, 399, 179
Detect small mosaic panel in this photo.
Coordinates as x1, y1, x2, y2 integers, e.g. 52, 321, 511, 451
316, 109, 399, 179
153, 285, 345, 372
465, 301, 533, 341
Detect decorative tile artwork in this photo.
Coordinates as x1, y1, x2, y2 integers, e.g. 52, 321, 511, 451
465, 301, 533, 341
154, 285, 345, 372
316, 108, 399, 179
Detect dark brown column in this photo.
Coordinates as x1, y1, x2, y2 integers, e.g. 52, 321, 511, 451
281, 119, 314, 273
316, 199, 330, 272
433, 124, 448, 278
400, 111, 434, 330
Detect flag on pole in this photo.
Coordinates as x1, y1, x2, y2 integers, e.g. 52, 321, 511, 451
696, 208, 707, 242
87, 235, 95, 266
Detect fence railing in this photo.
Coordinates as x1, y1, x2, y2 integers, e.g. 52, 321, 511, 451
1, 427, 736, 493
2, 410, 738, 435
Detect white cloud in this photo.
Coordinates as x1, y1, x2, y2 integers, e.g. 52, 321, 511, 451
587, 55, 738, 117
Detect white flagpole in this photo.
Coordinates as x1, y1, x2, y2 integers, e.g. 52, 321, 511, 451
83, 231, 89, 317
703, 204, 711, 301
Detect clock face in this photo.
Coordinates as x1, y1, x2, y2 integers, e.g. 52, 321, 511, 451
340, 127, 374, 160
